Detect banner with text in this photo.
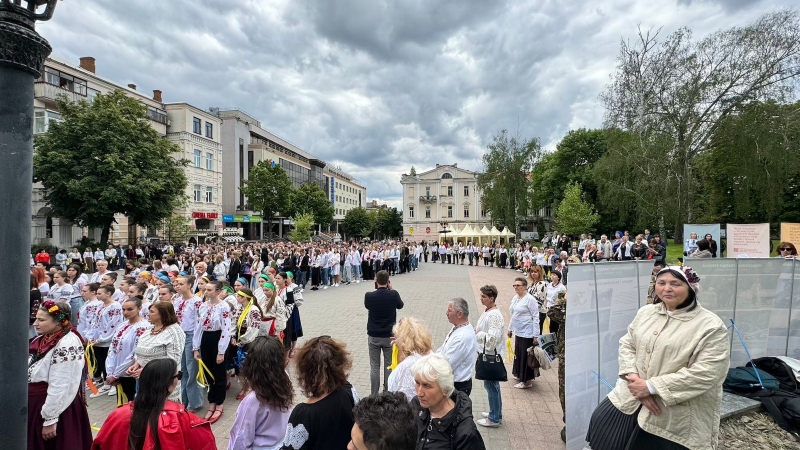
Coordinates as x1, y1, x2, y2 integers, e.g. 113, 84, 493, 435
727, 223, 770, 258
683, 224, 721, 257
781, 223, 800, 252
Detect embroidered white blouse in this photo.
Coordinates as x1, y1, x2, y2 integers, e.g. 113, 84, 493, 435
476, 308, 505, 355
92, 302, 123, 346
173, 295, 202, 334
105, 320, 152, 378
77, 299, 103, 337
235, 305, 261, 346
28, 332, 85, 426
134, 324, 185, 403
192, 301, 232, 354
387, 352, 427, 402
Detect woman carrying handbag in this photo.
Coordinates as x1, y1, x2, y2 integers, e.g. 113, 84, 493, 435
474, 285, 506, 428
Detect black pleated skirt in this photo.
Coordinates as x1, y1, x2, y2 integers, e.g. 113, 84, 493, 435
512, 336, 537, 381
586, 398, 689, 450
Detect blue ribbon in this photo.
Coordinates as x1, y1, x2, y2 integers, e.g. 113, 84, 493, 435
729, 318, 766, 389
591, 371, 615, 390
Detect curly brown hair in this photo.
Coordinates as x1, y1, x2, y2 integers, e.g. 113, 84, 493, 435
294, 336, 352, 398
241, 337, 293, 411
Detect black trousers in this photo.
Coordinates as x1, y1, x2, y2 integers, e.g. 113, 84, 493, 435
94, 346, 109, 379
118, 376, 137, 401
200, 330, 227, 405
453, 379, 472, 396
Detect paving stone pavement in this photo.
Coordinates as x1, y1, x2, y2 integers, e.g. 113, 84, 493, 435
86, 260, 565, 449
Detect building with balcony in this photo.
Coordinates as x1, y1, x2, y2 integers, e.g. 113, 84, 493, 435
214, 108, 366, 240
400, 164, 491, 241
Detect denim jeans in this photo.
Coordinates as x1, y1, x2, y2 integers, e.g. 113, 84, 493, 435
341, 264, 351, 283
321, 267, 330, 286
68, 297, 84, 324
181, 330, 204, 409
297, 269, 308, 288
484, 380, 503, 423
351, 264, 360, 280
368, 336, 392, 395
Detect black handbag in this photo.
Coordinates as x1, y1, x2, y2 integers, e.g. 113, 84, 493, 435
475, 342, 507, 382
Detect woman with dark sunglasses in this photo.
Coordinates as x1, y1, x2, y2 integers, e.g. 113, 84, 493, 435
777, 242, 798, 258
92, 358, 216, 450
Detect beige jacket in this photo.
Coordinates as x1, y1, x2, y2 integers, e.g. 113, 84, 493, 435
608, 301, 729, 450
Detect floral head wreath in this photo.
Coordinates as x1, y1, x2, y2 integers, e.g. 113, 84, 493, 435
658, 265, 701, 293
41, 300, 70, 326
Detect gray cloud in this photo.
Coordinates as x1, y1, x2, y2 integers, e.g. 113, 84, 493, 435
39, 0, 794, 208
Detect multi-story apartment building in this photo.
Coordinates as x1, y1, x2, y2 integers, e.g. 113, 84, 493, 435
400, 163, 491, 241
164, 103, 223, 243
31, 55, 224, 248
214, 108, 366, 240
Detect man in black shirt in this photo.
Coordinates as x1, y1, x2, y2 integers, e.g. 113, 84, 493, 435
364, 270, 404, 395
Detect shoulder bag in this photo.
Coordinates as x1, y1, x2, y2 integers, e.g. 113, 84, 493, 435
475, 342, 507, 382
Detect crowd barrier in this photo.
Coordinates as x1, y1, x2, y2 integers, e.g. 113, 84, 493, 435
563, 258, 800, 450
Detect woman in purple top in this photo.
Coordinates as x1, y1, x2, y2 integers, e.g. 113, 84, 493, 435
229, 336, 292, 450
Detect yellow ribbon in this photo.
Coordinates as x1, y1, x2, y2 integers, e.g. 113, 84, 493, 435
196, 359, 215, 390
237, 299, 254, 339
84, 343, 99, 395
505, 337, 515, 364
387, 345, 399, 371
116, 385, 128, 406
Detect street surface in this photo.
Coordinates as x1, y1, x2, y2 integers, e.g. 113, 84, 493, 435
87, 260, 565, 450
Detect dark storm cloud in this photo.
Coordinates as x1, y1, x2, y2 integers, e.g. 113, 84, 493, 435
39, 0, 795, 207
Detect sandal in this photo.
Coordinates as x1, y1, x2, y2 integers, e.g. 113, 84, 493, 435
513, 382, 531, 389
203, 408, 214, 421
209, 407, 224, 424
236, 390, 246, 401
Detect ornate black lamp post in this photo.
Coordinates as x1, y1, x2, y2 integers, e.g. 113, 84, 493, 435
439, 220, 450, 243
0, 1, 59, 447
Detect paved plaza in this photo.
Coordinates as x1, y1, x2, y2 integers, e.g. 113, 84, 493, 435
86, 260, 565, 450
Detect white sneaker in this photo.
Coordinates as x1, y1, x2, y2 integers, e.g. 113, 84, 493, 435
356, 280, 360, 283
481, 412, 490, 418
477, 418, 500, 427
107, 386, 117, 396
90, 385, 111, 398
334, 283, 339, 287
323, 286, 328, 290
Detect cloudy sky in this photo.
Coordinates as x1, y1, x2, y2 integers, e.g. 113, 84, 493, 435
39, 0, 793, 208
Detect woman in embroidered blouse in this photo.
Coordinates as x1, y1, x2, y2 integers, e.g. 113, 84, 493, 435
260, 281, 286, 338
285, 271, 305, 358
194, 280, 232, 423
127, 302, 185, 403
66, 264, 88, 323
28, 301, 93, 450
507, 277, 540, 389
229, 337, 292, 450
128, 283, 150, 320
77, 282, 103, 338
231, 288, 263, 400
88, 285, 123, 398
475, 285, 506, 427
527, 266, 548, 335
387, 317, 433, 402
105, 297, 152, 402
47, 271, 74, 303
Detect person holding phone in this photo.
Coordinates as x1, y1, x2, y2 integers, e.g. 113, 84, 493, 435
364, 270, 404, 395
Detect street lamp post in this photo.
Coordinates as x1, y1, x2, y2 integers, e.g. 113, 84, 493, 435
0, 1, 59, 447
439, 220, 450, 243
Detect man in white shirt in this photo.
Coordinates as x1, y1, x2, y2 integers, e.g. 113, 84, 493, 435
104, 245, 117, 269
350, 247, 362, 283
436, 298, 478, 395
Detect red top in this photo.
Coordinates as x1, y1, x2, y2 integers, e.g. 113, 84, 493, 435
91, 400, 217, 450
35, 253, 51, 264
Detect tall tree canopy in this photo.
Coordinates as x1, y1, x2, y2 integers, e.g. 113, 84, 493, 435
342, 207, 373, 239
601, 10, 800, 240
373, 207, 403, 239
287, 183, 335, 228
33, 90, 188, 244
478, 129, 541, 232
240, 160, 293, 235
555, 182, 600, 236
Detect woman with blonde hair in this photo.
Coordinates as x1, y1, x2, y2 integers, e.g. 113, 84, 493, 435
387, 317, 433, 401
527, 266, 548, 335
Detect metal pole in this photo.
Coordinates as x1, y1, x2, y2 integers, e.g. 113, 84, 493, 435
0, 8, 55, 447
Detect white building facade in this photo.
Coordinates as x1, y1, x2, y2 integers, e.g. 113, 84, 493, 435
400, 164, 491, 241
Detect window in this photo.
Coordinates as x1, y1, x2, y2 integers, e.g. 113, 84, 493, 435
205, 122, 213, 138
206, 152, 213, 170
33, 109, 62, 134
193, 117, 201, 134
441, 173, 453, 179
464, 208, 470, 218
447, 206, 453, 218
193, 185, 201, 202
147, 107, 168, 125
87, 88, 100, 103
205, 187, 213, 203
40, 67, 87, 95
464, 185, 469, 196
193, 149, 201, 167
425, 186, 431, 197
409, 206, 415, 218
447, 186, 453, 196
481, 209, 487, 218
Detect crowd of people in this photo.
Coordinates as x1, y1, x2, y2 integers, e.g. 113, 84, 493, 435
26, 228, 769, 450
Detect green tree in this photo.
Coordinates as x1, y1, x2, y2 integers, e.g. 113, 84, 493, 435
602, 10, 800, 240
240, 161, 293, 236
555, 182, 600, 236
342, 207, 373, 239
374, 208, 403, 239
289, 213, 314, 242
33, 90, 188, 244
287, 183, 335, 228
409, 166, 417, 176
478, 129, 542, 233
162, 213, 193, 244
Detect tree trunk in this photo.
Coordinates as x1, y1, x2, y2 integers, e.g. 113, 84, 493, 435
100, 221, 112, 245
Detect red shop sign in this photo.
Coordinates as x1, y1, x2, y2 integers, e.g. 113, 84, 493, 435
192, 212, 219, 219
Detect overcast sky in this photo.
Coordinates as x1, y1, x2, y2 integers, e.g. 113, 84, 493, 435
39, 0, 793, 209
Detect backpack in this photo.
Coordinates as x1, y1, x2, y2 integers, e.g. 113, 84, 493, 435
748, 357, 800, 393
748, 389, 800, 441
723, 366, 780, 393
